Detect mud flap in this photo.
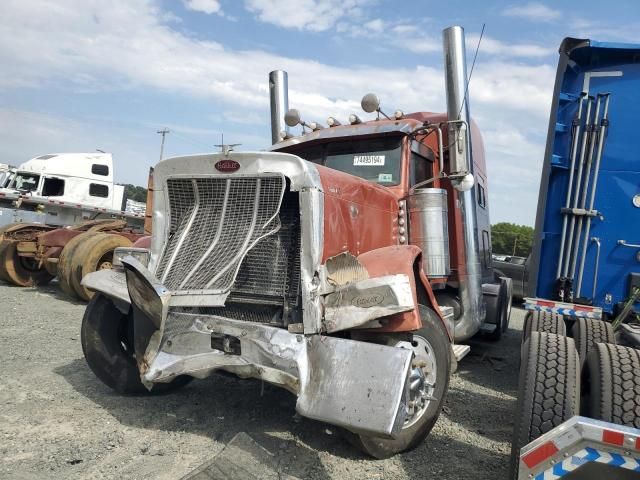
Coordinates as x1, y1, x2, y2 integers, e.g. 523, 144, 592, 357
296, 335, 412, 438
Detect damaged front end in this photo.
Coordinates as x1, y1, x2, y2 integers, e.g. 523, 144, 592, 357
82, 152, 417, 438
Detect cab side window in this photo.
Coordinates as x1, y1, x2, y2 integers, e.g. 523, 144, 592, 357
410, 142, 434, 187
42, 177, 65, 197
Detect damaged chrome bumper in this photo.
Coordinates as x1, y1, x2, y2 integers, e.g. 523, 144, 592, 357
83, 257, 414, 438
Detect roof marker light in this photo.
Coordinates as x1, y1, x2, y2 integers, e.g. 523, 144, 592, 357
327, 117, 341, 127
394, 110, 405, 120
349, 114, 362, 125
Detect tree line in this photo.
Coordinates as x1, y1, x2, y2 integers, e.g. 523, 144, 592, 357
491, 222, 533, 258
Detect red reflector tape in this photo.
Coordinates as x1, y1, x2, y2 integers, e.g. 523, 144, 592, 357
537, 300, 556, 308
603, 430, 625, 446
635, 437, 640, 450
574, 305, 594, 312
522, 441, 559, 468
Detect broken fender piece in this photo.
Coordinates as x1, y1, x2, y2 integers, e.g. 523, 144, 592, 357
323, 274, 415, 333
297, 335, 412, 438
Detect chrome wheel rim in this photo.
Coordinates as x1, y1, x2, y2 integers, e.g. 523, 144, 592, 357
397, 335, 437, 428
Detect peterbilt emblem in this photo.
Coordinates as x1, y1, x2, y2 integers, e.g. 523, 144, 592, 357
215, 160, 240, 172
352, 293, 385, 308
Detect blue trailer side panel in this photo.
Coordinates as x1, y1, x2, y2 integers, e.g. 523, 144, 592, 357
529, 38, 640, 314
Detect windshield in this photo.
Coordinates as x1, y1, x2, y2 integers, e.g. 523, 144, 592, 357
286, 136, 402, 186
12, 172, 40, 192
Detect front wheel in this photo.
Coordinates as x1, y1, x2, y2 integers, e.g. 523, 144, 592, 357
81, 293, 191, 394
352, 305, 451, 459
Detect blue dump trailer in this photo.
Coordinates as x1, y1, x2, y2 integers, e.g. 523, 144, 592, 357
512, 38, 640, 479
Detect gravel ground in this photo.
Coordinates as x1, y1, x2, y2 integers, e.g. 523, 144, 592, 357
0, 281, 525, 480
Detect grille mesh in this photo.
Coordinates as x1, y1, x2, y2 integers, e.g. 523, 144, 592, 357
156, 176, 285, 292
232, 198, 301, 300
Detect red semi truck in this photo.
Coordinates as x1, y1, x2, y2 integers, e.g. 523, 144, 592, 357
78, 25, 512, 458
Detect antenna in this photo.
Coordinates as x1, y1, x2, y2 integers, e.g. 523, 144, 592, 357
157, 128, 170, 161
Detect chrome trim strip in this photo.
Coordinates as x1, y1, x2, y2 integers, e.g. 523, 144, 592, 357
205, 178, 264, 289
178, 178, 231, 289
159, 178, 200, 283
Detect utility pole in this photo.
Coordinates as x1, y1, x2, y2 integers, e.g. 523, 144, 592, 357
157, 128, 170, 161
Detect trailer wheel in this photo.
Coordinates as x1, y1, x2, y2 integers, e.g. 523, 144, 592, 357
70, 234, 132, 301
586, 343, 640, 428
348, 305, 451, 459
0, 241, 12, 282
510, 332, 580, 477
572, 318, 615, 368
58, 232, 99, 299
81, 293, 192, 394
522, 311, 566, 343
0, 240, 54, 286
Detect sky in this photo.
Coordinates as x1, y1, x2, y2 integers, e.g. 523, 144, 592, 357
1, 0, 639, 226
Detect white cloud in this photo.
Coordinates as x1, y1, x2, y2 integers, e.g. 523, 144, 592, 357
467, 34, 553, 59
363, 18, 385, 33
570, 19, 640, 43
183, 0, 222, 15
503, 2, 561, 22
243, 0, 369, 32
0, 0, 555, 224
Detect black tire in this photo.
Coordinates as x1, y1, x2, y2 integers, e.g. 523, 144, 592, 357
587, 343, 640, 428
510, 332, 580, 478
350, 305, 451, 459
522, 311, 566, 343
572, 318, 615, 368
486, 277, 513, 341
81, 293, 191, 395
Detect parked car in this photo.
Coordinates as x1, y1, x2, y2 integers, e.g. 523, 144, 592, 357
492, 254, 529, 299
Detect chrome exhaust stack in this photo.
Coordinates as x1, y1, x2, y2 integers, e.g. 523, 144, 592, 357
269, 70, 290, 144
442, 26, 486, 341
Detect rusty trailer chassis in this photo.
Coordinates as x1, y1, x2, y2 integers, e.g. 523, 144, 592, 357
0, 219, 144, 292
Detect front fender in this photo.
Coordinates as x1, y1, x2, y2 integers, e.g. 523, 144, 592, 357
357, 245, 451, 338
81, 269, 130, 313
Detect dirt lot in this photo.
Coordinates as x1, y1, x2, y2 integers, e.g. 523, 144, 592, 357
0, 281, 524, 480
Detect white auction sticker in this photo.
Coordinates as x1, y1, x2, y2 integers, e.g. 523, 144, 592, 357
353, 155, 385, 166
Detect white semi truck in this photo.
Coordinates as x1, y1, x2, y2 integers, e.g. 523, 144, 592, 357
0, 152, 143, 228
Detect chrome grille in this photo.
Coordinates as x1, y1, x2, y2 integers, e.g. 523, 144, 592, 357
231, 197, 301, 301
156, 175, 286, 292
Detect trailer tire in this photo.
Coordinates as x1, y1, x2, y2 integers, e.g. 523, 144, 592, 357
572, 318, 615, 368
586, 343, 640, 428
0, 240, 54, 286
510, 332, 580, 478
522, 311, 566, 344
347, 305, 451, 459
81, 293, 192, 395
70, 234, 132, 301
58, 232, 99, 299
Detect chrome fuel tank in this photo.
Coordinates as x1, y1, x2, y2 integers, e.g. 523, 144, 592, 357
408, 188, 450, 278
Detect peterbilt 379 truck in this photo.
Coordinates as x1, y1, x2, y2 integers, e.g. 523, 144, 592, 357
78, 26, 512, 458
512, 38, 640, 478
